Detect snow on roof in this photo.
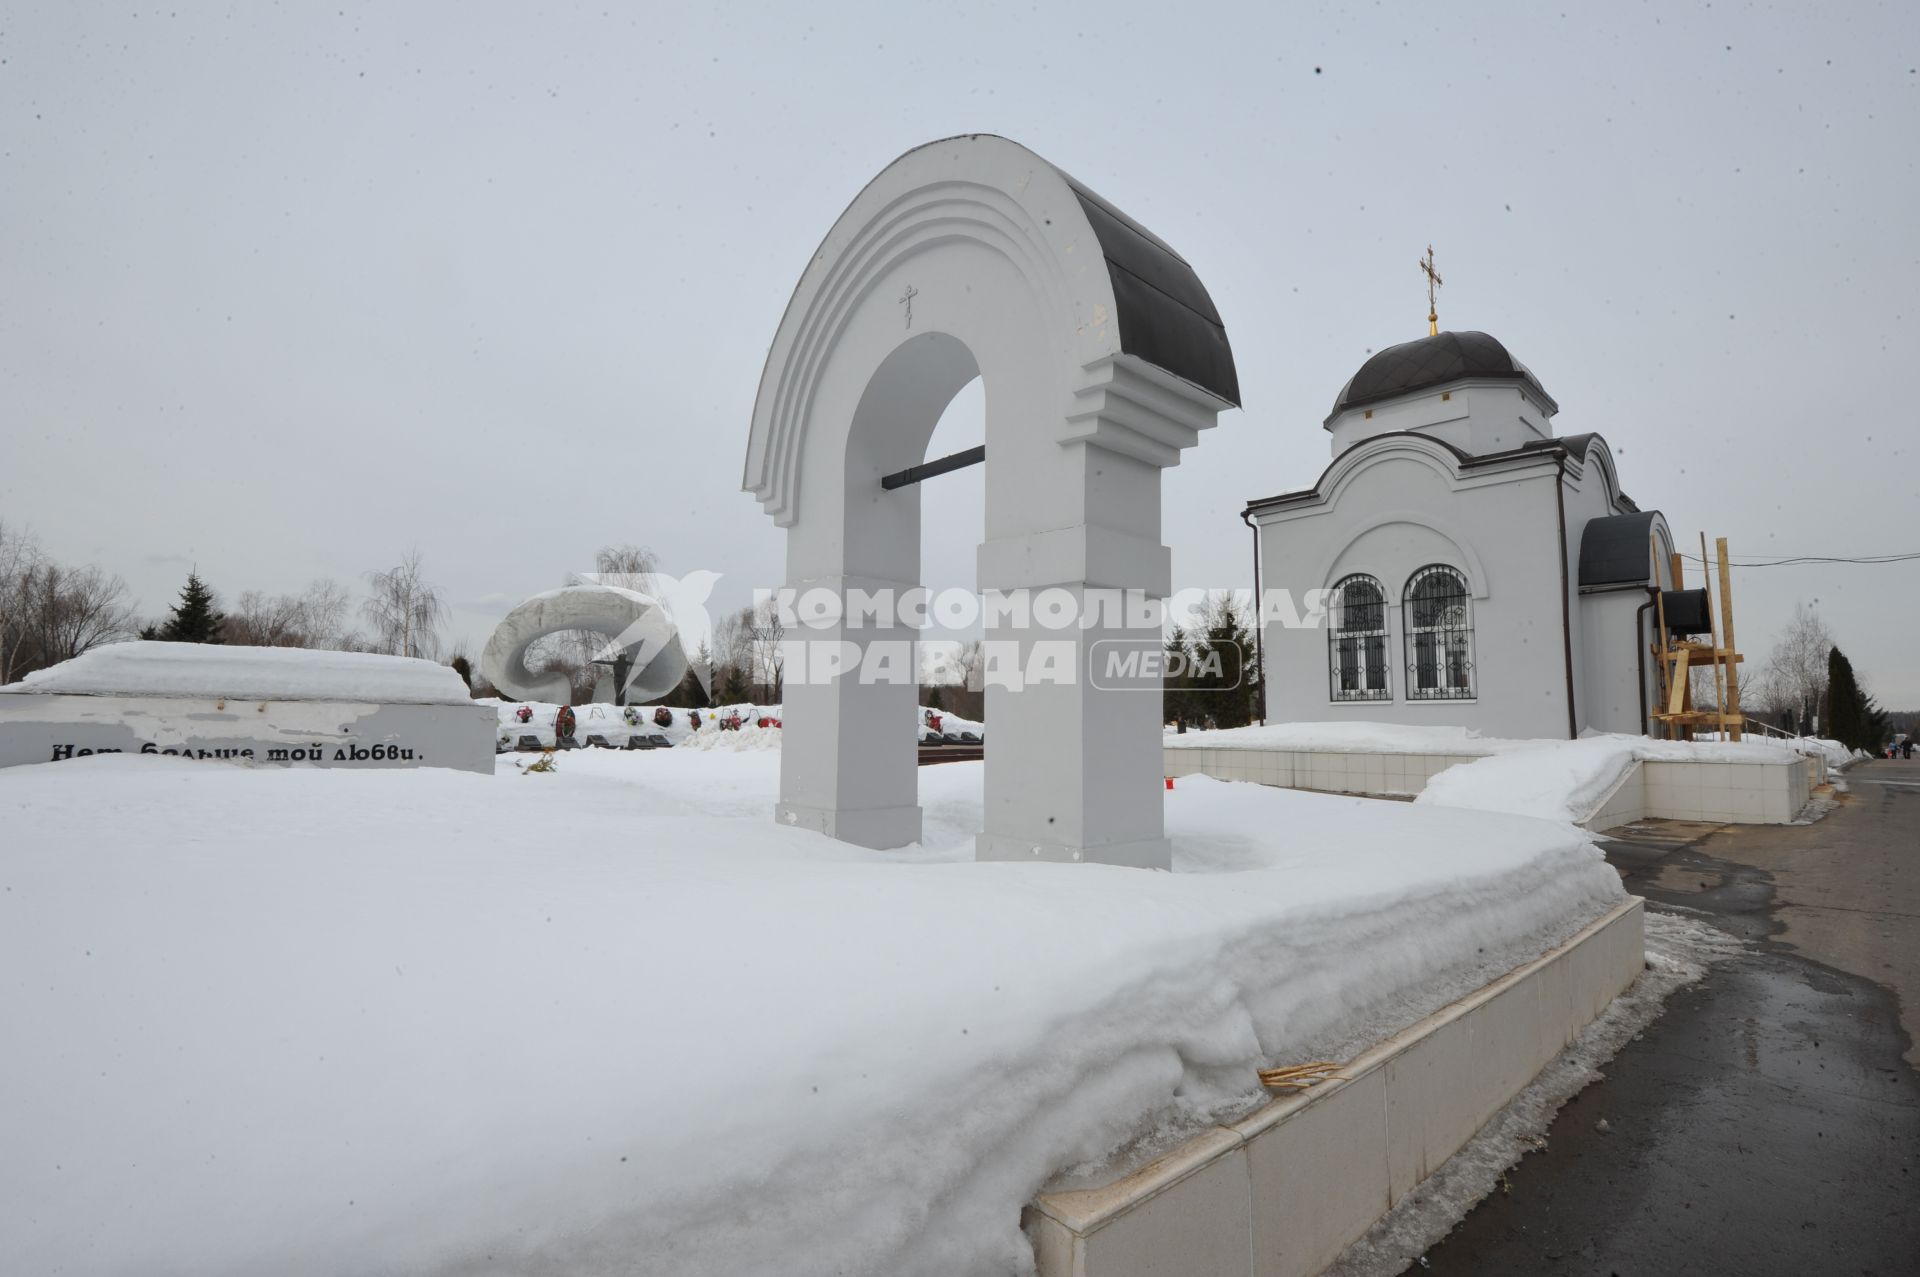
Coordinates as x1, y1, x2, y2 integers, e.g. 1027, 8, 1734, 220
1, 641, 473, 704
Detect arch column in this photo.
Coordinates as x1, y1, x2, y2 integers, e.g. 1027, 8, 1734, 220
973, 356, 1220, 868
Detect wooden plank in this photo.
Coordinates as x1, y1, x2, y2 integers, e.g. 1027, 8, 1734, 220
1717, 536, 1742, 740
1701, 533, 1727, 725
1666, 647, 1691, 716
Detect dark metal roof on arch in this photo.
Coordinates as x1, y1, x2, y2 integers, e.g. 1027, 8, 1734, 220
1579, 511, 1663, 589
1056, 170, 1240, 407
1326, 330, 1554, 424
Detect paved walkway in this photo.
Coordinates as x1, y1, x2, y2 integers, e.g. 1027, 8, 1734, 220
1408, 758, 1920, 1274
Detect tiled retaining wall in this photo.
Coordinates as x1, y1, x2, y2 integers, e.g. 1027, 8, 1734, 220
1026, 898, 1647, 1277
1583, 756, 1820, 828
1164, 748, 1826, 829
1162, 748, 1480, 798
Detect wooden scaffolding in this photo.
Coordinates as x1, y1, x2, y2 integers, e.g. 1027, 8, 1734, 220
1650, 534, 1745, 742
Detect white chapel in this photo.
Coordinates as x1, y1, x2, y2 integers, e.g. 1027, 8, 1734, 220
1246, 327, 1680, 740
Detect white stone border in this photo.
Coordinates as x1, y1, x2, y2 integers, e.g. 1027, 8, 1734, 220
1025, 898, 1645, 1277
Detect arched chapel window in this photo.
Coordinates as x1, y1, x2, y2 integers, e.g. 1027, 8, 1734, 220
1328, 574, 1390, 701
1403, 565, 1474, 700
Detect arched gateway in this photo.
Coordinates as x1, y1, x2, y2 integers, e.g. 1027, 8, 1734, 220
744, 135, 1239, 868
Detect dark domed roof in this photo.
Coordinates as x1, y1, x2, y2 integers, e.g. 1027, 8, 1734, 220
1327, 330, 1553, 424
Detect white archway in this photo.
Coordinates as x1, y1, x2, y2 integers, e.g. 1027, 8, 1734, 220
743, 135, 1239, 868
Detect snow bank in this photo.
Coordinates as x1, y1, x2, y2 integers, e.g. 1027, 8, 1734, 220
1786, 736, 1859, 769
1416, 736, 1644, 824
1, 752, 1622, 1277
1419, 733, 1805, 824
672, 720, 783, 751
4, 641, 472, 704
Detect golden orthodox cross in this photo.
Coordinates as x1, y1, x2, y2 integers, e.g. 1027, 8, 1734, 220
1419, 246, 1443, 336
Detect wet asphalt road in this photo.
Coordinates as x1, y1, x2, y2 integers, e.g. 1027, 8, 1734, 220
1408, 759, 1920, 1275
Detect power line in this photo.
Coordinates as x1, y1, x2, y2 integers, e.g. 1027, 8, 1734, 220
1678, 551, 1920, 568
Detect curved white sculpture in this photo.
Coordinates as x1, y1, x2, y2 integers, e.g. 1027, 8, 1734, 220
744, 135, 1239, 866
481, 585, 692, 706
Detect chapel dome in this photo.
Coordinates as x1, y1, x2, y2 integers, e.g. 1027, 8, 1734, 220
1327, 330, 1554, 422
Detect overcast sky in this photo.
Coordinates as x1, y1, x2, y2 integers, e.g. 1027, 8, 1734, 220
4, 2, 1916, 703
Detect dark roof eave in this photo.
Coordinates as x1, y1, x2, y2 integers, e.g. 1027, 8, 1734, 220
1242, 430, 1568, 519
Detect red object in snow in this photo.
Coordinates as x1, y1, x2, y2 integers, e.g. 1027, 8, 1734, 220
515, 705, 533, 723
756, 716, 783, 729
928, 713, 943, 732
1165, 776, 1175, 790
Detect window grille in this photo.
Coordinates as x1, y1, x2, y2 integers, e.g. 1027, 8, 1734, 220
1403, 565, 1474, 700
1328, 574, 1391, 701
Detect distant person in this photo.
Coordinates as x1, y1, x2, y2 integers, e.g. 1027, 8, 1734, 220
1904, 738, 1913, 760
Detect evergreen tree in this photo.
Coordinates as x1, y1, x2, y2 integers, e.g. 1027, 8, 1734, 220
1162, 625, 1193, 727
1825, 647, 1876, 750
448, 655, 474, 690
1183, 593, 1256, 729
718, 660, 751, 706
157, 572, 224, 644
1865, 705, 1892, 753
665, 658, 710, 708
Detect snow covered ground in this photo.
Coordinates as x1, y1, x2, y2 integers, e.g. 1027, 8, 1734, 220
2, 748, 1622, 1277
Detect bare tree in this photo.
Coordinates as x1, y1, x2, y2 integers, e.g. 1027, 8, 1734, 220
226, 578, 360, 649
708, 606, 755, 703
546, 545, 665, 683
955, 639, 984, 692
362, 551, 447, 659
744, 598, 786, 701
580, 543, 659, 595
922, 638, 985, 721
12, 562, 138, 673
226, 589, 306, 647
0, 521, 45, 684
1754, 602, 1834, 731
297, 578, 356, 649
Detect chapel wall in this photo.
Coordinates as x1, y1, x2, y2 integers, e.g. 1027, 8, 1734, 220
1257, 457, 1574, 739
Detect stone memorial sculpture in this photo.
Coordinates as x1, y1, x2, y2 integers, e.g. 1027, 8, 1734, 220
481, 585, 693, 706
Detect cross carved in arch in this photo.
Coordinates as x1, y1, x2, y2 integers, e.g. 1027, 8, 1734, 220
899, 284, 919, 329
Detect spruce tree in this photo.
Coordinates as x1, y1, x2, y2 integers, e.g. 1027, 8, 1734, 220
718, 661, 751, 706
1163, 625, 1193, 727
157, 572, 224, 644
666, 659, 710, 708
1825, 646, 1875, 750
